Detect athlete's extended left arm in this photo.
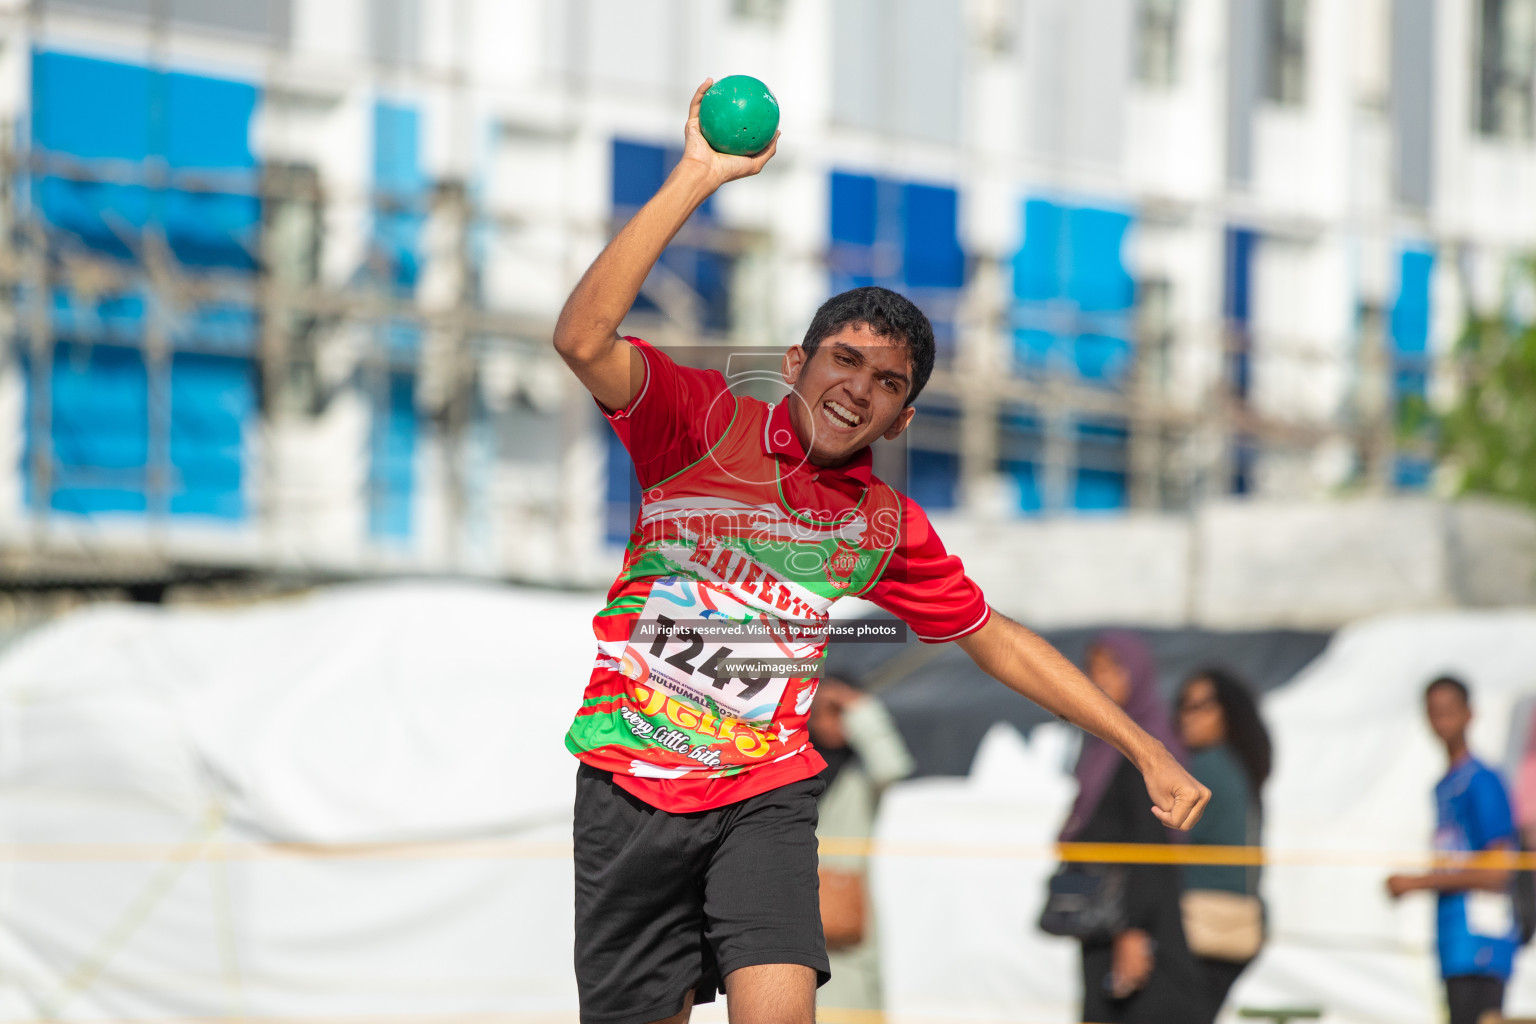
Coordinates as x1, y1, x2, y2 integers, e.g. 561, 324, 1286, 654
956, 610, 1211, 830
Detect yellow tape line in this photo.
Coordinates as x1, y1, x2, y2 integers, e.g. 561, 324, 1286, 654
0, 837, 1529, 869
823, 838, 1533, 870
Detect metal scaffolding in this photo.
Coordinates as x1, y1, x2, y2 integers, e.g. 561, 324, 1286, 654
0, 0, 1429, 601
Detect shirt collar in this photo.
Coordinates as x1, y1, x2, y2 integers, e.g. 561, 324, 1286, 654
763, 399, 873, 487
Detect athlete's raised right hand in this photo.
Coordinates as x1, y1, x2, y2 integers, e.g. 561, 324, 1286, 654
679, 78, 780, 190
554, 81, 776, 412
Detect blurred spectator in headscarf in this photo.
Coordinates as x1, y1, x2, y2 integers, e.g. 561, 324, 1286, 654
808, 675, 914, 1017
1063, 630, 1201, 1024
1177, 667, 1272, 1024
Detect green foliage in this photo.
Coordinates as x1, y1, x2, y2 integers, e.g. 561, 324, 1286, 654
1440, 261, 1536, 508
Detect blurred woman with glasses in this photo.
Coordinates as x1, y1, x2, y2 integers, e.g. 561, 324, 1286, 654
1176, 667, 1273, 1024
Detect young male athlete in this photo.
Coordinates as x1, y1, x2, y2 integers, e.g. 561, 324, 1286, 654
555, 80, 1210, 1024
1387, 677, 1520, 1024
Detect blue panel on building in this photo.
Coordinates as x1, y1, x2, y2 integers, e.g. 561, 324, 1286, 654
25, 49, 263, 526
612, 138, 728, 331
373, 101, 424, 293
999, 459, 1043, 513
163, 188, 260, 269
828, 169, 964, 355
1072, 333, 1134, 381
39, 342, 149, 514
173, 300, 260, 353
998, 406, 1044, 513
676, 246, 733, 331
1390, 246, 1435, 491
999, 407, 1043, 436
170, 353, 253, 518
1066, 207, 1134, 312
908, 449, 959, 510
166, 71, 258, 168
32, 50, 154, 260
829, 172, 883, 287
612, 138, 715, 218
31, 50, 260, 270
1012, 328, 1057, 374
32, 51, 152, 159
375, 101, 424, 196
374, 208, 422, 291
829, 173, 958, 291
36, 179, 150, 259
613, 140, 670, 210
1074, 417, 1129, 512
1394, 456, 1434, 489
370, 372, 416, 540
50, 287, 146, 345
902, 182, 964, 289
830, 172, 878, 246
907, 400, 961, 511
1223, 227, 1257, 324
26, 345, 255, 519
1012, 197, 1135, 387
1015, 199, 1064, 302
1223, 226, 1258, 408
1391, 247, 1434, 355
1074, 468, 1127, 511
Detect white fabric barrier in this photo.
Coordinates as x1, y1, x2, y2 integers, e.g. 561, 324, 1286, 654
875, 608, 1536, 1023
4, 585, 1536, 1023
0, 582, 594, 1021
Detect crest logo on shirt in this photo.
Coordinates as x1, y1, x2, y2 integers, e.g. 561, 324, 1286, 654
824, 542, 865, 589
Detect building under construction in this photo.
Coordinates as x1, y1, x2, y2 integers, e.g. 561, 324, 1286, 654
0, 0, 1531, 596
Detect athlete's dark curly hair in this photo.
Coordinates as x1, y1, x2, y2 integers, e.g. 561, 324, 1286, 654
1183, 666, 1274, 807
801, 286, 936, 406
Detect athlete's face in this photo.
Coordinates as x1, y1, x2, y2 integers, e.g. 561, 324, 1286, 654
781, 323, 916, 467
1426, 685, 1471, 750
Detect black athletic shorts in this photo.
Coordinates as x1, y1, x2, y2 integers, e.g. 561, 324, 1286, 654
1445, 974, 1504, 1024
573, 764, 830, 1024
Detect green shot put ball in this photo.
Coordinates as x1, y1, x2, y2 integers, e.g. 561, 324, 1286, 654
698, 75, 779, 156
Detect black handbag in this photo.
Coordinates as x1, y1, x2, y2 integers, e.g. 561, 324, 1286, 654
1038, 862, 1128, 941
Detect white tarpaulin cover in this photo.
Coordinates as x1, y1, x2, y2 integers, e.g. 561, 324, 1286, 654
0, 582, 594, 1021
875, 608, 1536, 1023
2, 584, 1535, 1023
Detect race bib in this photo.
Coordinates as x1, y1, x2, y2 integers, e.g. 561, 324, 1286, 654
620, 577, 825, 724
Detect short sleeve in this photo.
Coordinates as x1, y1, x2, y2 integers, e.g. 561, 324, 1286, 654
1467, 768, 1517, 851
864, 495, 990, 643
601, 337, 737, 489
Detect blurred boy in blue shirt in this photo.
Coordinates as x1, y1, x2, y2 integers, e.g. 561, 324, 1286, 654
1388, 676, 1519, 1024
